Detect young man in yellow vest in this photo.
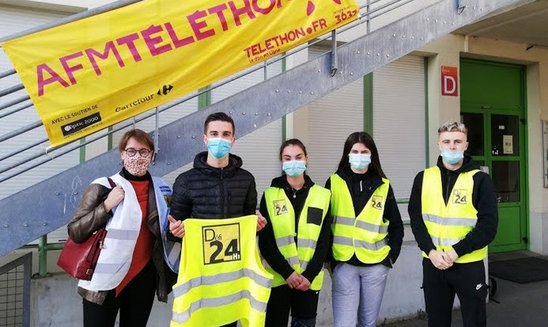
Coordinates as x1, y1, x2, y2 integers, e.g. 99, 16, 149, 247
408, 122, 498, 327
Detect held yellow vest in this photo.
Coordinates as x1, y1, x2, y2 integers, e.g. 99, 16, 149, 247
421, 167, 486, 263
263, 185, 330, 291
330, 174, 391, 264
171, 216, 273, 327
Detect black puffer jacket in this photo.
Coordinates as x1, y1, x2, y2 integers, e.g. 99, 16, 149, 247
171, 151, 257, 220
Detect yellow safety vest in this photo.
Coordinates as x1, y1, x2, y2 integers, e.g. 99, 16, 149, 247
264, 185, 330, 291
171, 216, 273, 327
421, 167, 486, 263
330, 174, 391, 264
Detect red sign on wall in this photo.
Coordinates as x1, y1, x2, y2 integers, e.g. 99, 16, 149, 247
441, 66, 458, 96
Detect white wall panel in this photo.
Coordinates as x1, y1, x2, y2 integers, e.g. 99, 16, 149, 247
373, 55, 426, 221
305, 46, 364, 186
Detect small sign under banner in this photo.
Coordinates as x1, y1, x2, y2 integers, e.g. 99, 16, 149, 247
3, 0, 359, 146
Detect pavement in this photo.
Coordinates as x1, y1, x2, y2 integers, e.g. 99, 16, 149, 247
382, 251, 548, 327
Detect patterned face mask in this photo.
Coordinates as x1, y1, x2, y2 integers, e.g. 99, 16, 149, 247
123, 155, 151, 176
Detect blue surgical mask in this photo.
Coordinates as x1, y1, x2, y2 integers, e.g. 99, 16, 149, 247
282, 160, 306, 177
207, 138, 232, 159
440, 149, 464, 165
348, 153, 371, 171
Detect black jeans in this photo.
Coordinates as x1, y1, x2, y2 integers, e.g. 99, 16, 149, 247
265, 284, 319, 327
83, 261, 156, 327
422, 258, 487, 327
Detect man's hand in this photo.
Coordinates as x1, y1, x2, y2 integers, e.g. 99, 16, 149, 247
444, 248, 459, 264
295, 275, 311, 291
168, 215, 185, 238
428, 249, 453, 270
256, 211, 267, 232
286, 271, 303, 289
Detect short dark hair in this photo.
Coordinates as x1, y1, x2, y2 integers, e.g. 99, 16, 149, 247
337, 132, 386, 179
118, 129, 154, 153
204, 112, 235, 135
279, 138, 307, 161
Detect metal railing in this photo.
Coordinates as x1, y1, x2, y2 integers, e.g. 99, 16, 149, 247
0, 253, 31, 327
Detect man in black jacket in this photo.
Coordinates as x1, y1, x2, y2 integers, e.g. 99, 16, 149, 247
168, 112, 266, 327
409, 122, 498, 327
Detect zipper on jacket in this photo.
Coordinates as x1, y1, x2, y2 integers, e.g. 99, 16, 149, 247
220, 167, 226, 217
444, 171, 452, 205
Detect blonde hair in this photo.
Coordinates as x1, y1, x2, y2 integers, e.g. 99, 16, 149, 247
438, 121, 467, 135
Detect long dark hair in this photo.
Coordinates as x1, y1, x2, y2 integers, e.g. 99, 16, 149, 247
337, 132, 386, 179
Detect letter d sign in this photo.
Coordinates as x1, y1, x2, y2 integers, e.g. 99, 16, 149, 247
441, 66, 458, 96
204, 228, 216, 242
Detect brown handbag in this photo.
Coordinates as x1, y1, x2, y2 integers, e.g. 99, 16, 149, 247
57, 177, 116, 280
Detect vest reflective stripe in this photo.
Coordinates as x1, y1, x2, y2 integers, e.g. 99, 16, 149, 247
173, 268, 272, 298
264, 185, 331, 291
172, 290, 268, 324
171, 216, 272, 327
421, 167, 487, 263
105, 228, 139, 240
93, 262, 125, 274
298, 238, 317, 250
423, 214, 478, 227
333, 236, 388, 251
356, 220, 389, 234
333, 216, 389, 234
431, 236, 464, 247
275, 235, 294, 247
333, 215, 354, 226
286, 255, 300, 268
330, 174, 391, 264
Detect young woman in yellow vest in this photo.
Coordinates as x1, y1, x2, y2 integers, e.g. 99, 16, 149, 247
326, 132, 404, 327
258, 139, 332, 327
67, 129, 178, 327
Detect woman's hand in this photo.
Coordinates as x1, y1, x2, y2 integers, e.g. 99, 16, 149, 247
295, 276, 311, 291
168, 215, 185, 238
256, 211, 267, 232
286, 271, 303, 289
103, 185, 125, 212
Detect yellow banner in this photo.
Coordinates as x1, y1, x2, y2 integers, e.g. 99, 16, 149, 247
3, 0, 359, 146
